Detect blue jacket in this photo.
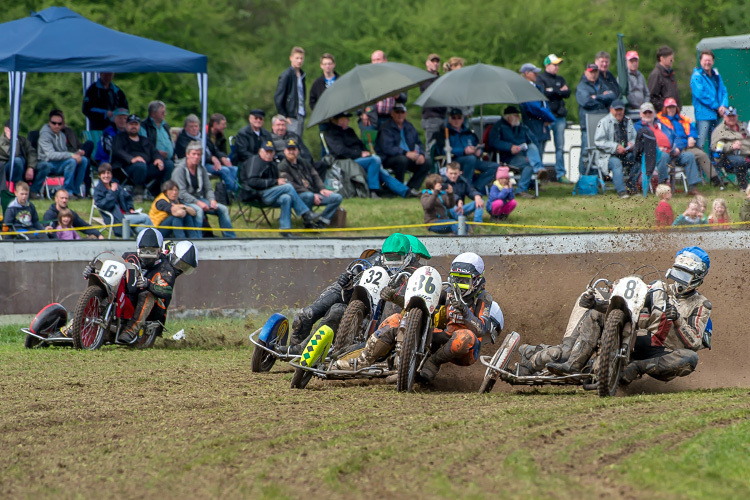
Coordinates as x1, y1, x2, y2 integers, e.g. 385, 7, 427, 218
575, 75, 615, 129
487, 182, 514, 214
93, 181, 134, 231
690, 67, 728, 121
487, 117, 536, 163
657, 111, 697, 151
375, 117, 424, 160
432, 120, 480, 158
521, 82, 556, 143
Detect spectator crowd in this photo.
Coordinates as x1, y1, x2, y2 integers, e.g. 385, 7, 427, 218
2, 44, 749, 239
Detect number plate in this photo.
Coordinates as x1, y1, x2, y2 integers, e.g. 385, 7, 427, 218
404, 266, 442, 313
357, 266, 388, 303
612, 276, 648, 317
99, 260, 127, 288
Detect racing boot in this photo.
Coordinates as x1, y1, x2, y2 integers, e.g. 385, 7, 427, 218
546, 338, 595, 375
334, 334, 391, 371
418, 343, 452, 384
619, 361, 644, 386
120, 293, 155, 343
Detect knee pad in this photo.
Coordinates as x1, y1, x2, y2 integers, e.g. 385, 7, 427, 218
449, 330, 476, 356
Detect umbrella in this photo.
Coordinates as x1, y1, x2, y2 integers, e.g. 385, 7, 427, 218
306, 62, 435, 128
617, 33, 629, 99
413, 63, 547, 136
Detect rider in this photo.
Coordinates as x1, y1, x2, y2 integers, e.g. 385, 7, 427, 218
620, 246, 712, 385
279, 233, 429, 355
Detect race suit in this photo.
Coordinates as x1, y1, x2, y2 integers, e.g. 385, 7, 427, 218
122, 252, 176, 332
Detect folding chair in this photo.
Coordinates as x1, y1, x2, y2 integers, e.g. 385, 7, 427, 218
88, 201, 114, 239
232, 198, 276, 228
582, 113, 609, 194
43, 176, 65, 199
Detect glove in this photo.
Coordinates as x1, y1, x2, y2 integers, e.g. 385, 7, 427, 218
380, 286, 397, 302
664, 304, 680, 321
449, 291, 467, 315
82, 264, 95, 279
579, 291, 596, 309
135, 275, 148, 290
336, 272, 353, 288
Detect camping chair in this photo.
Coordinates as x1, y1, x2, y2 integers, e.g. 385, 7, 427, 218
88, 201, 114, 239
232, 198, 276, 228
583, 112, 609, 193
28, 130, 66, 199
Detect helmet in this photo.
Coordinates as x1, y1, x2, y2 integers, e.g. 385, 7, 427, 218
136, 228, 164, 267
404, 235, 431, 260
449, 252, 485, 298
380, 233, 411, 269
489, 301, 504, 333
666, 246, 709, 296
169, 241, 199, 276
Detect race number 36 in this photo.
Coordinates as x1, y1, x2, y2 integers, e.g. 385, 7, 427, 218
414, 275, 436, 294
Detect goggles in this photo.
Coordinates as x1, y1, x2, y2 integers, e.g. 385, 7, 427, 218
173, 259, 196, 276
449, 272, 473, 290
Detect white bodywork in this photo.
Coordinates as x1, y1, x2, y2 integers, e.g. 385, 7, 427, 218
405, 266, 442, 314
357, 266, 389, 305
98, 260, 127, 289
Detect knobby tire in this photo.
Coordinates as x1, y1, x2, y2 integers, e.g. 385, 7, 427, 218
72, 286, 107, 350
397, 308, 423, 393
597, 309, 625, 397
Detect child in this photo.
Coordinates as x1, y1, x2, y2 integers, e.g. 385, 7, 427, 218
421, 173, 457, 234
442, 162, 484, 223
2, 181, 50, 239
708, 198, 730, 227
672, 200, 705, 227
93, 162, 152, 237
486, 166, 516, 221
654, 184, 674, 227
740, 186, 750, 222
55, 207, 80, 240
693, 194, 709, 223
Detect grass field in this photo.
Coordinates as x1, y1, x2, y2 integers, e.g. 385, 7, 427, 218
56, 181, 748, 239
2, 319, 748, 500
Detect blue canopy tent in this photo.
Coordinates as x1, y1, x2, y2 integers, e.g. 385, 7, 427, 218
0, 6, 209, 182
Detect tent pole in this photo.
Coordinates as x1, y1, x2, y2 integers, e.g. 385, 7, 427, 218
8, 71, 25, 187
198, 73, 208, 167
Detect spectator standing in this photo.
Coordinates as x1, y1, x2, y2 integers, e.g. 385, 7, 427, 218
624, 51, 650, 111
274, 47, 307, 137
488, 106, 548, 198
691, 50, 728, 151
576, 63, 616, 172
278, 139, 342, 227
43, 189, 104, 239
82, 72, 129, 131
54, 208, 80, 240
148, 179, 199, 239
519, 63, 557, 172
140, 101, 175, 174
420, 53, 446, 146
441, 161, 484, 223
111, 114, 168, 201
707, 198, 729, 227
595, 51, 621, 97
37, 110, 87, 199
0, 119, 47, 196
208, 113, 229, 156
172, 141, 235, 238
421, 173, 458, 235
486, 166, 516, 220
2, 181, 49, 239
174, 114, 238, 192
95, 108, 128, 165
92, 163, 152, 237
648, 46, 680, 112
654, 184, 674, 228
375, 103, 430, 191
235, 109, 273, 166
537, 54, 572, 183
309, 53, 339, 112
325, 113, 413, 199
593, 100, 636, 199
710, 106, 750, 191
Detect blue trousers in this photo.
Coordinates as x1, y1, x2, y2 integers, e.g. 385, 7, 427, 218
299, 191, 343, 223
260, 184, 310, 230
449, 201, 483, 222
356, 156, 408, 196
456, 155, 496, 191
47, 157, 87, 195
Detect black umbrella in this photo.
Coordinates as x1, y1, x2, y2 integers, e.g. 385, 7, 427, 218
306, 62, 435, 128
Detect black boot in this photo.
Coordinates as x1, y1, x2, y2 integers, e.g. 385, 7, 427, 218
302, 211, 318, 229
419, 343, 453, 384
546, 338, 594, 375
121, 293, 155, 343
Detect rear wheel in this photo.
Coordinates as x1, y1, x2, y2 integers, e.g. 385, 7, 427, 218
397, 308, 423, 393
334, 300, 368, 353
251, 344, 277, 372
597, 309, 625, 397
290, 367, 313, 389
72, 286, 108, 350
134, 324, 159, 349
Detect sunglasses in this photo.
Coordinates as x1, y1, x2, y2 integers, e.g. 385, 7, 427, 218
50, 120, 63, 125
430, 58, 440, 62
642, 110, 654, 114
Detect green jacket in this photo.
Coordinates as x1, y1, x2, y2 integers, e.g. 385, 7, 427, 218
0, 134, 38, 170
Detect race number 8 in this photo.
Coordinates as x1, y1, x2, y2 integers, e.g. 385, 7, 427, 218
623, 280, 637, 299
416, 275, 436, 294
102, 264, 117, 278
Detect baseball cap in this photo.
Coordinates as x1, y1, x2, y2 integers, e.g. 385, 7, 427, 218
448, 108, 464, 117
664, 98, 678, 108
610, 99, 625, 110
127, 114, 140, 123
586, 63, 599, 72
519, 63, 541, 74
640, 102, 656, 113
504, 105, 520, 115
427, 53, 440, 62
393, 103, 407, 112
726, 106, 738, 116
113, 108, 129, 117
260, 140, 274, 151
626, 50, 639, 60
285, 138, 298, 149
249, 109, 265, 118
332, 112, 352, 119
544, 54, 563, 65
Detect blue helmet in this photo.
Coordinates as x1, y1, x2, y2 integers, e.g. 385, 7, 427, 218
666, 246, 709, 295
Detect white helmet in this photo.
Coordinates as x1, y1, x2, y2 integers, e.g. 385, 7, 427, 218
170, 241, 198, 276
136, 228, 164, 267
449, 252, 485, 298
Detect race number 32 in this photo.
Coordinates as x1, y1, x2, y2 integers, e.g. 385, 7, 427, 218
364, 269, 383, 286
415, 275, 436, 294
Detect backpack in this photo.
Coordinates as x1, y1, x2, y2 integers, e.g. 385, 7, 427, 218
573, 175, 604, 195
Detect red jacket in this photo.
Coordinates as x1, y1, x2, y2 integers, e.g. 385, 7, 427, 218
655, 200, 674, 228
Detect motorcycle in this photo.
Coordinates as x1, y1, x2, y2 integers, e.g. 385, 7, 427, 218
70, 252, 161, 350
479, 264, 655, 397
396, 265, 443, 393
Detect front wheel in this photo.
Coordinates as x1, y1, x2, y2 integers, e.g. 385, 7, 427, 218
597, 309, 625, 397
334, 299, 368, 353
397, 308, 423, 393
72, 286, 108, 350
290, 367, 313, 389
251, 344, 277, 372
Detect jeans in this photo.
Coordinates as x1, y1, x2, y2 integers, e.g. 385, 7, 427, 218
696, 120, 718, 151
428, 219, 459, 235
608, 153, 635, 194
122, 212, 153, 235
508, 143, 543, 192
548, 117, 567, 179
449, 201, 484, 222
259, 184, 310, 230
456, 155, 497, 191
579, 129, 588, 173
674, 152, 703, 188
355, 156, 408, 196
157, 214, 199, 239
206, 163, 239, 192
187, 199, 236, 238
119, 161, 173, 196
3, 157, 49, 194
299, 191, 343, 223
47, 157, 87, 196
383, 155, 431, 190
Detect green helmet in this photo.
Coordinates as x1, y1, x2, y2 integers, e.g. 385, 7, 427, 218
381, 233, 410, 268
404, 235, 430, 260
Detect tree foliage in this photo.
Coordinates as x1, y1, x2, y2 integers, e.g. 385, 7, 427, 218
0, 0, 742, 145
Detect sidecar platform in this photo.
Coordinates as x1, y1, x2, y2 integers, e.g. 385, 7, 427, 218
479, 355, 594, 386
